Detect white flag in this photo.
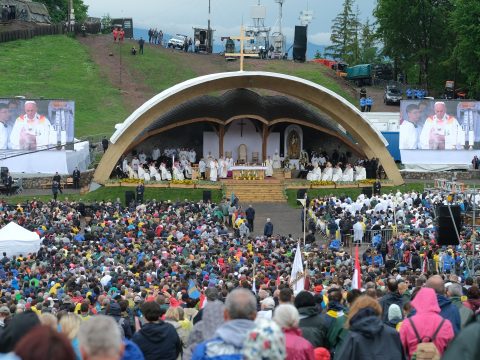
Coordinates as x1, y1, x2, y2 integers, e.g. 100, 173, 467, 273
297, 198, 306, 207
290, 243, 304, 294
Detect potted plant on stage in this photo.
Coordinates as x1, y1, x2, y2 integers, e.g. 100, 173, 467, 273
170, 179, 196, 188
310, 180, 335, 189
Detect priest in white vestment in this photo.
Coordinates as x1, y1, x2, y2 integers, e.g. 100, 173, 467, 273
143, 168, 151, 181
199, 158, 207, 180
265, 156, 274, 177
184, 162, 193, 179
354, 165, 367, 181
272, 151, 281, 169
321, 162, 333, 181
306, 162, 321, 181
188, 149, 196, 163
210, 159, 218, 181
173, 162, 185, 180
160, 163, 172, 181
226, 155, 234, 171
149, 164, 161, 181
341, 164, 354, 182
137, 165, 146, 180
126, 163, 137, 179
332, 164, 343, 182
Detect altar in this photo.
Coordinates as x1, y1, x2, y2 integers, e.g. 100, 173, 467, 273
230, 166, 267, 180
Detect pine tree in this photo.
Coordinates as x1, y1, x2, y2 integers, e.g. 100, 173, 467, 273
325, 0, 360, 65
359, 18, 378, 65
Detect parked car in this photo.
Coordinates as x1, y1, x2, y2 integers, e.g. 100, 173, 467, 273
384, 85, 403, 105
167, 34, 187, 49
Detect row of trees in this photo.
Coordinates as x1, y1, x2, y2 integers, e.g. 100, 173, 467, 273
326, 0, 480, 98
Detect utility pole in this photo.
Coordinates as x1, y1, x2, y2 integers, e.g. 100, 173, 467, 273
67, 0, 75, 32
207, 0, 211, 53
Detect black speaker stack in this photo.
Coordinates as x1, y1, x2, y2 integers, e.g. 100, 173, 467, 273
203, 190, 212, 202
293, 26, 307, 62
125, 191, 136, 207
436, 205, 461, 246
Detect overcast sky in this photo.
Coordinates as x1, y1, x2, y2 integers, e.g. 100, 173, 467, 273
83, 0, 377, 45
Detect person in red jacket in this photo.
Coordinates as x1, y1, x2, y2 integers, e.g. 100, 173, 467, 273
112, 27, 118, 42
400, 287, 454, 359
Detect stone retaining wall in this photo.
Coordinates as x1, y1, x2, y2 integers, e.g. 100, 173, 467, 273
401, 170, 480, 181
19, 169, 95, 189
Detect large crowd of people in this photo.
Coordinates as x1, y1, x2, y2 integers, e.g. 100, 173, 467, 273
0, 186, 478, 359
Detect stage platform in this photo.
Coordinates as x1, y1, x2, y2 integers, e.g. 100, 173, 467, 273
0, 141, 90, 175
400, 149, 480, 171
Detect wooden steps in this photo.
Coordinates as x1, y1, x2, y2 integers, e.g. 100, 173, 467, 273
222, 178, 286, 202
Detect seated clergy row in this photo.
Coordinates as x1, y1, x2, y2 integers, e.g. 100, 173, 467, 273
306, 162, 366, 182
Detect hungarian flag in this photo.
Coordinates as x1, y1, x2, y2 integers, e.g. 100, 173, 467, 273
352, 245, 362, 290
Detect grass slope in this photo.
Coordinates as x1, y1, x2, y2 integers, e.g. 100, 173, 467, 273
0, 35, 128, 138
117, 43, 197, 93
1, 35, 356, 139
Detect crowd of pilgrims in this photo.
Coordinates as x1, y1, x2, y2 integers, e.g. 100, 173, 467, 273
114, 146, 383, 182
0, 184, 478, 359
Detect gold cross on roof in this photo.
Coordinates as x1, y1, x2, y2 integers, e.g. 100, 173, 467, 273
225, 25, 259, 71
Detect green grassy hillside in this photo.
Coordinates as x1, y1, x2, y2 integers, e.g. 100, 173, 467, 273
0, 36, 128, 138
0, 35, 356, 139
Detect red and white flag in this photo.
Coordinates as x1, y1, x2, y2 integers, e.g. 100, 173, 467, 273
352, 245, 362, 290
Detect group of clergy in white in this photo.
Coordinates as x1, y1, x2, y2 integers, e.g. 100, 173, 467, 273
157, 147, 197, 163
199, 155, 235, 182
306, 161, 366, 182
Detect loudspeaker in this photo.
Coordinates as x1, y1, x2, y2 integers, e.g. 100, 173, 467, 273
125, 191, 136, 206
437, 205, 461, 246
203, 190, 212, 202
297, 189, 308, 200
362, 187, 373, 198
0, 167, 8, 182
293, 26, 307, 62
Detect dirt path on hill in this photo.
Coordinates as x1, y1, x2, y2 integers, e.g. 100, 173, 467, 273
78, 34, 397, 114
77, 34, 154, 112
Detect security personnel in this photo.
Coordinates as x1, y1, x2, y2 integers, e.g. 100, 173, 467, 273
72, 167, 81, 189
406, 88, 412, 99
360, 97, 366, 112
136, 182, 145, 203
366, 97, 373, 112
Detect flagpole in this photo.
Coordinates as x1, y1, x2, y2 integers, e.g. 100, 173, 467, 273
303, 201, 306, 247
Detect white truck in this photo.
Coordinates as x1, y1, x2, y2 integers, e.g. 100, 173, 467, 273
167, 34, 188, 50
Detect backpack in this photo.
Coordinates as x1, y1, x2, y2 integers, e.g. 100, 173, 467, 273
408, 318, 445, 360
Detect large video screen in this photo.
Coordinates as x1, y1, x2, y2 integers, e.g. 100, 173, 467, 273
399, 99, 480, 150
0, 99, 75, 151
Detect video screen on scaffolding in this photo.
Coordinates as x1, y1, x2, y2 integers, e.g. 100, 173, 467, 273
399, 99, 480, 150
0, 99, 75, 151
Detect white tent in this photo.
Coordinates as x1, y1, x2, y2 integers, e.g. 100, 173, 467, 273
0, 222, 41, 257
